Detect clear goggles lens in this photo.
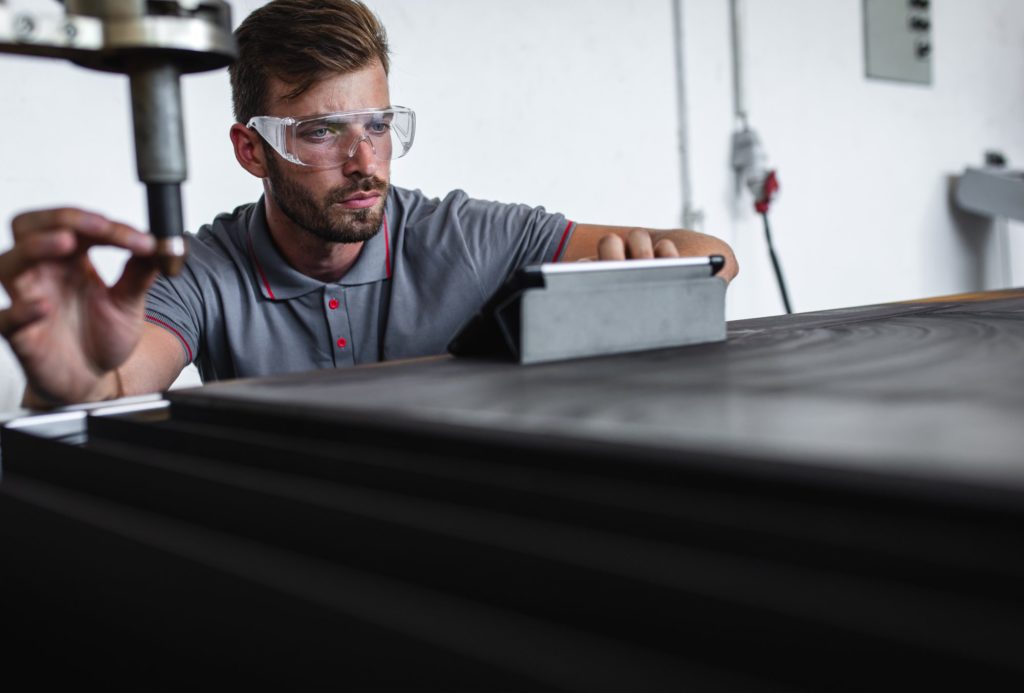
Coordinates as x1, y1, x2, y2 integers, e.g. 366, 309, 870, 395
247, 107, 415, 168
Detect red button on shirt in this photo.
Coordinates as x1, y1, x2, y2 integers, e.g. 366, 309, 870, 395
328, 298, 339, 310
336, 337, 347, 349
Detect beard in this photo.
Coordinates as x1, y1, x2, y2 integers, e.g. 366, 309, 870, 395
265, 154, 388, 244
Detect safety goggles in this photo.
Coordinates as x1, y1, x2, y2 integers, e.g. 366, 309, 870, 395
247, 106, 415, 168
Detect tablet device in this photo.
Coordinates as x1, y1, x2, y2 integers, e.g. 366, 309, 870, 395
448, 255, 726, 361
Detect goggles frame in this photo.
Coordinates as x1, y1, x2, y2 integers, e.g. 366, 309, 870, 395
247, 106, 416, 168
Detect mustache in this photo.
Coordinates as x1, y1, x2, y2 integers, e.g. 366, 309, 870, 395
326, 177, 389, 204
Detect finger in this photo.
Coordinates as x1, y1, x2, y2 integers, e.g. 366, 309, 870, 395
12, 208, 155, 256
626, 229, 655, 259
597, 234, 626, 261
12, 208, 103, 241
0, 231, 77, 282
77, 220, 158, 257
653, 238, 680, 258
0, 298, 51, 339
109, 255, 161, 308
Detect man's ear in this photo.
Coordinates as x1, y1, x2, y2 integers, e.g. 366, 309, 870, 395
230, 123, 269, 179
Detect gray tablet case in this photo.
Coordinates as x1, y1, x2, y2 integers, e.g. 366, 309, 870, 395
449, 255, 727, 364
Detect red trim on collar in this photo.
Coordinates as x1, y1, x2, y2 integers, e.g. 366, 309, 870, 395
384, 213, 392, 279
552, 220, 574, 261
146, 315, 194, 363
247, 232, 276, 300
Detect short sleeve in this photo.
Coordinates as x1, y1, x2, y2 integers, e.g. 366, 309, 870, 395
144, 262, 204, 366
435, 191, 576, 299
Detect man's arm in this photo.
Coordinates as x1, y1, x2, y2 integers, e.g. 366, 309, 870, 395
22, 323, 187, 407
0, 207, 187, 408
121, 323, 190, 394
559, 224, 739, 282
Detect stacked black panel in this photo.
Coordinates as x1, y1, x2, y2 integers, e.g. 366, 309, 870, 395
2, 291, 1024, 690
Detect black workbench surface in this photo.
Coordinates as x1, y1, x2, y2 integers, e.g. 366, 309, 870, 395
2, 290, 1023, 690
174, 288, 1024, 494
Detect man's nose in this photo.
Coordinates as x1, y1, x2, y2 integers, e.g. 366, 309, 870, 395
342, 134, 378, 176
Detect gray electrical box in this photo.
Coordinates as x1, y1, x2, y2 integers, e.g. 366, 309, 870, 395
864, 0, 932, 85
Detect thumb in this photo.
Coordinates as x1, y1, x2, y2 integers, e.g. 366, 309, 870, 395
109, 255, 160, 309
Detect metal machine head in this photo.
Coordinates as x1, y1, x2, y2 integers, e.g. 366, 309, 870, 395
0, 0, 236, 275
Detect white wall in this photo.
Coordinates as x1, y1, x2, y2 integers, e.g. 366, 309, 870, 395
1, 0, 1023, 409
711, 0, 1024, 316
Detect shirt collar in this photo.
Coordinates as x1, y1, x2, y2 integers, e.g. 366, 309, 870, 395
247, 193, 392, 301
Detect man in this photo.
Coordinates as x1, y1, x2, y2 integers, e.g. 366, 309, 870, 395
0, 0, 737, 408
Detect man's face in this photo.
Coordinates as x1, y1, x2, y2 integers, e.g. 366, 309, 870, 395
262, 61, 392, 244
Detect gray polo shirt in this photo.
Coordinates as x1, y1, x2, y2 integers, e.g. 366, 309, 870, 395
144, 186, 576, 382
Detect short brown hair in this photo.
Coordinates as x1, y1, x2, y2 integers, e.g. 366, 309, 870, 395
230, 0, 390, 123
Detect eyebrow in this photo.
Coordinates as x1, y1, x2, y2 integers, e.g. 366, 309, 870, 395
287, 107, 396, 121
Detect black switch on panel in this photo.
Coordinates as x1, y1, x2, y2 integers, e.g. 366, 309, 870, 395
909, 15, 933, 30
909, 0, 930, 8
916, 41, 931, 59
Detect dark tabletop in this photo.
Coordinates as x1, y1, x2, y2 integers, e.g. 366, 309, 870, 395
170, 289, 1024, 493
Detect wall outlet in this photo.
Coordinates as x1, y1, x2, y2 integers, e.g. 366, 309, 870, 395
864, 0, 932, 85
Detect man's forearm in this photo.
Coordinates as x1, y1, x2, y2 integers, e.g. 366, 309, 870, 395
21, 369, 123, 410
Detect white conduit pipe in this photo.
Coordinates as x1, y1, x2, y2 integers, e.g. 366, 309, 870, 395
671, 0, 702, 230
729, 0, 748, 128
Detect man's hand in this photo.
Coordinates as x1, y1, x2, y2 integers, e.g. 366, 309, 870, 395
0, 208, 160, 407
596, 228, 681, 260
562, 224, 739, 282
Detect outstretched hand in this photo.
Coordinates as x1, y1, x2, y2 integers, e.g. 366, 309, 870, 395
0, 208, 160, 406
563, 225, 738, 282
595, 229, 681, 260
573, 229, 684, 262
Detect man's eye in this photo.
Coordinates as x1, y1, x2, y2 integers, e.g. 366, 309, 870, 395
300, 125, 340, 141
367, 121, 391, 136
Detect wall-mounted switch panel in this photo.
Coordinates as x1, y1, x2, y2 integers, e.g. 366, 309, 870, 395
864, 0, 932, 85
